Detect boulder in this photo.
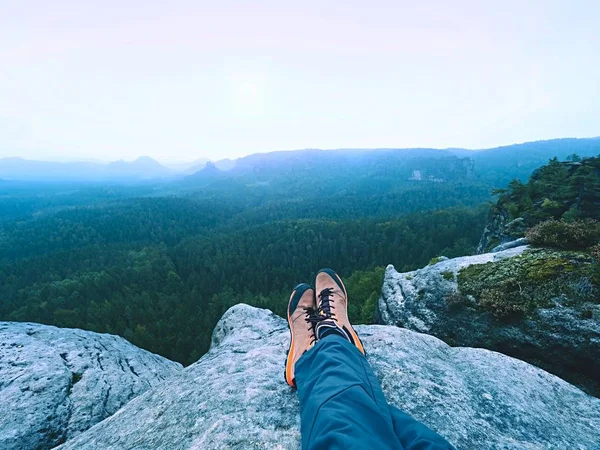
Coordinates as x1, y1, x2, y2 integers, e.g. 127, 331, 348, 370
60, 304, 600, 449
376, 246, 600, 396
376, 246, 529, 329
0, 322, 182, 450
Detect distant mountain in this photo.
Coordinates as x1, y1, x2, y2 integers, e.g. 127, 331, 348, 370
182, 160, 209, 175
228, 148, 452, 175
106, 156, 173, 178
182, 148, 476, 201
184, 148, 459, 182
183, 138, 600, 187
464, 137, 600, 184
184, 161, 228, 185
163, 158, 210, 173
0, 156, 174, 182
3, 138, 598, 184
214, 158, 236, 171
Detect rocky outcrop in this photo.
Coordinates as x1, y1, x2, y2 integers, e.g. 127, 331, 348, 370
0, 322, 182, 450
477, 208, 527, 254
376, 246, 600, 396
59, 304, 600, 450
376, 246, 528, 328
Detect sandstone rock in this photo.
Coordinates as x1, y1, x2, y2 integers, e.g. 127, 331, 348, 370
0, 322, 182, 450
375, 246, 528, 331
477, 210, 527, 254
491, 237, 530, 252
376, 246, 600, 396
476, 208, 508, 253
60, 304, 600, 450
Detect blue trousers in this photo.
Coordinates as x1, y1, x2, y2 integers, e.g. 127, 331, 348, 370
295, 335, 455, 450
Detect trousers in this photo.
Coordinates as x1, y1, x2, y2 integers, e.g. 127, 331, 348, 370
294, 334, 455, 450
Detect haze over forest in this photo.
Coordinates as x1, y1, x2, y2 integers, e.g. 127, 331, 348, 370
1, 137, 599, 366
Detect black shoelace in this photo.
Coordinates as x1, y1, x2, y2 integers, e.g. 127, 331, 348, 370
303, 307, 323, 345
317, 288, 336, 320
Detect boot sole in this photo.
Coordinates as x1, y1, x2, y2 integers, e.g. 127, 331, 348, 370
284, 283, 312, 388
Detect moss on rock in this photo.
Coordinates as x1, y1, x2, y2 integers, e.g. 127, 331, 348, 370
456, 248, 598, 317
441, 270, 455, 281
428, 256, 446, 266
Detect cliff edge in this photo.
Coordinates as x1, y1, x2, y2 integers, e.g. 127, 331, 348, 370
58, 304, 600, 449
0, 322, 182, 450
376, 244, 600, 396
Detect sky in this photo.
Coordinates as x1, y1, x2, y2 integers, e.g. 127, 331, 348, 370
1, 0, 599, 163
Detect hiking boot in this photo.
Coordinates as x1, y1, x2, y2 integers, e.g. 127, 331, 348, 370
285, 283, 319, 388
315, 268, 365, 355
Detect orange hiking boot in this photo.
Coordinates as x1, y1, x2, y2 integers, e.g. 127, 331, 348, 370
314, 268, 365, 355
285, 283, 319, 388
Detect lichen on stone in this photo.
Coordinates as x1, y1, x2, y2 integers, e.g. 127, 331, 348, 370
456, 248, 598, 317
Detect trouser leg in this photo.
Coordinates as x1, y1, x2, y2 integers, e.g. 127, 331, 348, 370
295, 335, 402, 450
294, 334, 454, 450
390, 406, 456, 450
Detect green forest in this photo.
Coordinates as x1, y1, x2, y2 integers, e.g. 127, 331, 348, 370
492, 155, 600, 224
1, 150, 599, 365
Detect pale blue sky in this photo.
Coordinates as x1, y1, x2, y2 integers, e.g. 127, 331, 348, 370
1, 0, 598, 162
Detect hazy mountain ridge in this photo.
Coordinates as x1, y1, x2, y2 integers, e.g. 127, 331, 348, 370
182, 138, 600, 192
3, 137, 599, 183
0, 156, 173, 182
1, 139, 599, 371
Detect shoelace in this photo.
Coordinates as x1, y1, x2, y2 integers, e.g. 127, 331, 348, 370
303, 307, 323, 345
305, 296, 352, 344
317, 288, 336, 321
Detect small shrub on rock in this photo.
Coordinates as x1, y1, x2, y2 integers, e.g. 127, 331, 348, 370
525, 219, 600, 250
591, 244, 600, 284
445, 292, 468, 309
428, 256, 446, 266
592, 244, 600, 261
479, 288, 529, 317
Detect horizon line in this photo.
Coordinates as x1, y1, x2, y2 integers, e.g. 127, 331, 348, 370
1, 135, 599, 165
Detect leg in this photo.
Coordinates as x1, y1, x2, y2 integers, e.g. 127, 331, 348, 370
295, 335, 455, 450
295, 334, 402, 450
287, 271, 454, 450
390, 407, 455, 450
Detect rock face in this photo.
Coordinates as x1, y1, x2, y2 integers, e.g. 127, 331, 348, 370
0, 322, 182, 450
476, 208, 527, 254
376, 245, 600, 396
376, 245, 529, 328
59, 304, 600, 450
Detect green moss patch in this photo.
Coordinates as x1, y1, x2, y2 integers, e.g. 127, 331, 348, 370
454, 248, 598, 318
428, 256, 445, 266
441, 270, 454, 281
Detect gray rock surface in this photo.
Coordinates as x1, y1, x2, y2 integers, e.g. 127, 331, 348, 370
376, 245, 528, 329
0, 322, 182, 450
376, 246, 600, 396
60, 304, 600, 450
491, 237, 530, 252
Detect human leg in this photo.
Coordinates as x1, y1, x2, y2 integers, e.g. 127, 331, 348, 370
286, 270, 455, 450
295, 334, 403, 450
